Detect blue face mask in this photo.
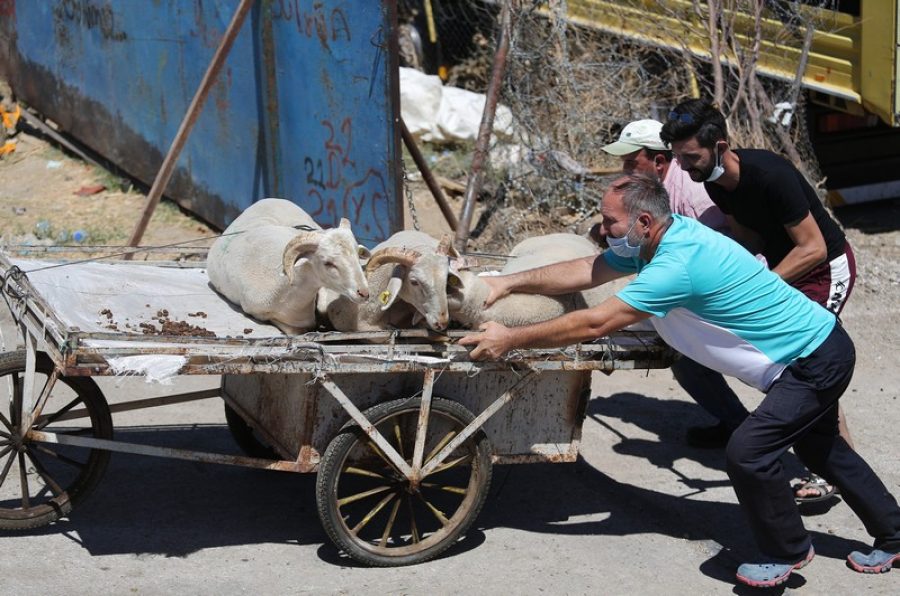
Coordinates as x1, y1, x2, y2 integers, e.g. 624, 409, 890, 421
607, 217, 642, 258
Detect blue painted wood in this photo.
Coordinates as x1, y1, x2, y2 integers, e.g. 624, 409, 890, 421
0, 0, 402, 244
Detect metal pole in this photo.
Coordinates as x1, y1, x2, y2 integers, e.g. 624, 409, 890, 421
453, 1, 512, 252
400, 117, 458, 231
125, 0, 256, 257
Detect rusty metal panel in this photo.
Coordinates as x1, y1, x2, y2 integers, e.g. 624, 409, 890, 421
221, 369, 590, 467
0, 0, 402, 242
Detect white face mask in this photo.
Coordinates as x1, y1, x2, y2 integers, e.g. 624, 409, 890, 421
705, 144, 725, 182
607, 217, 642, 258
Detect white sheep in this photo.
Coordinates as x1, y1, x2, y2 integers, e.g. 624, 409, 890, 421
449, 233, 604, 328
207, 198, 370, 334
318, 231, 462, 332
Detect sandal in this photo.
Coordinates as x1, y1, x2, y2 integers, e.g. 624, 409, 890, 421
793, 474, 836, 503
736, 546, 815, 588
847, 549, 900, 573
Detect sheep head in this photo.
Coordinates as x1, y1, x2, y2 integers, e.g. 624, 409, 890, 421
365, 244, 457, 331
282, 219, 370, 303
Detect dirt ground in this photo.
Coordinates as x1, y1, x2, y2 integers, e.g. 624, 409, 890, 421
0, 131, 216, 249
1, 128, 900, 593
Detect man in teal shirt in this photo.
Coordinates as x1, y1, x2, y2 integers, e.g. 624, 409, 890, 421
461, 174, 900, 588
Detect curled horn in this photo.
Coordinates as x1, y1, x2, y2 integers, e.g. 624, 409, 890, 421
365, 247, 420, 272
282, 232, 320, 282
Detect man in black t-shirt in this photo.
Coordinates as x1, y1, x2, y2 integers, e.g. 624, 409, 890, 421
659, 99, 857, 503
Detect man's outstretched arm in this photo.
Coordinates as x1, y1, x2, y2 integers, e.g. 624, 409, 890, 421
459, 295, 651, 360
482, 255, 629, 307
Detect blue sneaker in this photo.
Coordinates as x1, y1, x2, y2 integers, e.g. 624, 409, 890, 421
847, 549, 900, 574
736, 546, 815, 588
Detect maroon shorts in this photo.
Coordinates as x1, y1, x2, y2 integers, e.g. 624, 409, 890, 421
791, 242, 856, 315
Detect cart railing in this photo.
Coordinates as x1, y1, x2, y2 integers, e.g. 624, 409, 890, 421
0, 249, 672, 377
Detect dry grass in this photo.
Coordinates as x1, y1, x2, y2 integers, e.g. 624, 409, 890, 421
421, 2, 828, 252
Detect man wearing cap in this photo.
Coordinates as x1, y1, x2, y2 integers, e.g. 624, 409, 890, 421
601, 119, 728, 233
600, 120, 749, 451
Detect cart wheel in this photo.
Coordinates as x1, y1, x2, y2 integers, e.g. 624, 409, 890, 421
223, 402, 278, 460
0, 350, 112, 530
316, 396, 492, 566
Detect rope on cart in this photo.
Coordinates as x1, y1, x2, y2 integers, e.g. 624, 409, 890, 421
2, 265, 29, 322
8, 224, 324, 273
6, 224, 516, 274
618, 329, 657, 376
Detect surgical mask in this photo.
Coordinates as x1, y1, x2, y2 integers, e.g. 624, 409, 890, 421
607, 217, 642, 258
705, 144, 725, 182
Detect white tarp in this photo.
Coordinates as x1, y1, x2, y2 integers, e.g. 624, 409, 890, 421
11, 259, 283, 339
399, 67, 515, 144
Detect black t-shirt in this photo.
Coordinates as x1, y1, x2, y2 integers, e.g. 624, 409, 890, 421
704, 149, 846, 267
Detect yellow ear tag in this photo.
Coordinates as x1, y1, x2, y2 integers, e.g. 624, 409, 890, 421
379, 290, 392, 305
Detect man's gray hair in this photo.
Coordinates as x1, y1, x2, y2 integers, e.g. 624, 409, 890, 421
610, 174, 672, 223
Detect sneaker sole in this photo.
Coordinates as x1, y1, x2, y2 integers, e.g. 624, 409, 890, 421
847, 552, 900, 574
736, 548, 815, 588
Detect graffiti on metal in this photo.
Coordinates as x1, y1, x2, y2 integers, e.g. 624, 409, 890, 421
0, 1, 401, 241
271, 0, 351, 47
305, 118, 390, 240
52, 0, 127, 41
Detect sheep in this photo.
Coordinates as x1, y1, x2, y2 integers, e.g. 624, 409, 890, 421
206, 198, 370, 334
448, 233, 607, 328
318, 231, 462, 332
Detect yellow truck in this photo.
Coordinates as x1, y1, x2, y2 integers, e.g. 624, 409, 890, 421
416, 0, 900, 205
554, 0, 900, 206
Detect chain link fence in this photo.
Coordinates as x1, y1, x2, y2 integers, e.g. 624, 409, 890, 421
398, 1, 836, 251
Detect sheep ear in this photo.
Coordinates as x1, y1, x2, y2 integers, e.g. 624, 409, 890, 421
447, 270, 464, 290
357, 245, 371, 264
379, 273, 404, 311
450, 256, 478, 273
436, 233, 460, 257
338, 218, 352, 229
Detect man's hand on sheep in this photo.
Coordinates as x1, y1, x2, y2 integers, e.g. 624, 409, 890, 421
459, 321, 514, 360
480, 276, 512, 308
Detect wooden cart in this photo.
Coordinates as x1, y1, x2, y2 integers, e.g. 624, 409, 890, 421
0, 249, 673, 566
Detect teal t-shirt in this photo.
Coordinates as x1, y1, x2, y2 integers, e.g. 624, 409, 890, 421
604, 215, 835, 390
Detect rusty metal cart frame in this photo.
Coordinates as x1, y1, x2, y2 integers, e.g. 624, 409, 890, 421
0, 250, 673, 566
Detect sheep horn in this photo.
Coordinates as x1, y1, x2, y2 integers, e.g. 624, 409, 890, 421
282, 232, 320, 282
365, 247, 420, 272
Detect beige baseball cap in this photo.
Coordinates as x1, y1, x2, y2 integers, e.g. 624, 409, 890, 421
602, 119, 668, 155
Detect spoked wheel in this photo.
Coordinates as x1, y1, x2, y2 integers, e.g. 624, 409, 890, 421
0, 350, 112, 529
316, 397, 492, 566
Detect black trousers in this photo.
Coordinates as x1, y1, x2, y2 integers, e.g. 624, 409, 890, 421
725, 323, 900, 560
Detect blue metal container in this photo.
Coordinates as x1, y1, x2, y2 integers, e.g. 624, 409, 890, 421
0, 0, 402, 244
